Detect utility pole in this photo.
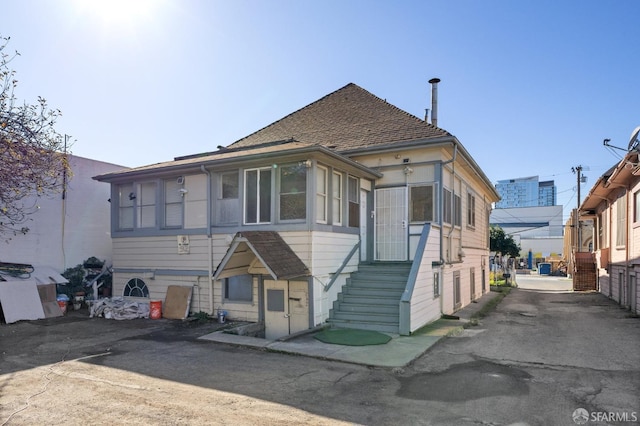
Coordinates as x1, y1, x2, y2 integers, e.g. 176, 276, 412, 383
572, 165, 583, 252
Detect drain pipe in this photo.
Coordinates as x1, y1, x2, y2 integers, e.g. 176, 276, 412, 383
200, 165, 214, 315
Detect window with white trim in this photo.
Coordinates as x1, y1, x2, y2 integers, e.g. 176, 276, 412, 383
218, 171, 239, 224
137, 182, 157, 228
164, 178, 183, 228
467, 192, 476, 227
443, 188, 452, 224
332, 171, 343, 225
616, 194, 626, 247
316, 166, 328, 223
118, 183, 134, 230
244, 168, 272, 224
279, 164, 306, 220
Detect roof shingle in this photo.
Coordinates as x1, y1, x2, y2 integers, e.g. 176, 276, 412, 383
229, 83, 451, 152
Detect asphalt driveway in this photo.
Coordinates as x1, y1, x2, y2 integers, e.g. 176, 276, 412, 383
1, 276, 638, 425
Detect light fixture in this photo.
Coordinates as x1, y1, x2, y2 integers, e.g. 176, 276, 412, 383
179, 188, 188, 196
129, 192, 136, 200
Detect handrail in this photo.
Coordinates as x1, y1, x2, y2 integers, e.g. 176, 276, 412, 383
399, 224, 430, 335
323, 241, 360, 292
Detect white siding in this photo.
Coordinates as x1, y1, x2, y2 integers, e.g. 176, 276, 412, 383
408, 226, 441, 332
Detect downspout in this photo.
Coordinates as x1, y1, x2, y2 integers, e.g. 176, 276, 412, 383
201, 165, 214, 314
438, 141, 458, 314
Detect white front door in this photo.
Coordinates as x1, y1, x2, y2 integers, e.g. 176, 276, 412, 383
264, 280, 289, 340
375, 187, 408, 261
264, 280, 309, 339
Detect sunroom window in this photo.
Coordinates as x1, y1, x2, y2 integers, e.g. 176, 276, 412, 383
137, 182, 157, 228
316, 166, 328, 223
332, 172, 343, 225
279, 164, 306, 220
245, 168, 272, 224
164, 178, 183, 228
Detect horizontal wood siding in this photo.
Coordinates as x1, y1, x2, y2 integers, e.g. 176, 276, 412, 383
409, 226, 441, 332
310, 232, 359, 325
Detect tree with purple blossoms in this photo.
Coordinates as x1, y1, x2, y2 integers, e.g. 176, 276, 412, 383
0, 37, 71, 239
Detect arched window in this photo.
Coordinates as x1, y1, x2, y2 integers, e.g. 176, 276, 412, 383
124, 278, 149, 297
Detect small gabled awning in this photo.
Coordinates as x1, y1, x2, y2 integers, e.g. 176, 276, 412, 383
213, 231, 310, 281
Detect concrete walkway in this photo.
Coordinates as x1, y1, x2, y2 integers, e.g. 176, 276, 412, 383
199, 289, 503, 368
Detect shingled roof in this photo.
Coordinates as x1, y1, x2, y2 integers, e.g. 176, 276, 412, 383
213, 231, 309, 281
228, 83, 451, 153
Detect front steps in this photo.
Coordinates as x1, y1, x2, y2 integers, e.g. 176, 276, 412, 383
328, 262, 411, 333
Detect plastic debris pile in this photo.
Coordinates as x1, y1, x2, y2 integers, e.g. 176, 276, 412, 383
90, 297, 150, 320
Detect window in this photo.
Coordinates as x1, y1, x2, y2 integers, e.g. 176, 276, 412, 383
245, 168, 272, 224
467, 192, 476, 227
599, 210, 608, 249
118, 183, 134, 230
443, 188, 452, 224
409, 185, 434, 222
224, 274, 253, 302
332, 172, 342, 225
316, 166, 328, 223
279, 165, 306, 220
164, 178, 183, 227
124, 278, 149, 297
137, 182, 157, 228
634, 191, 640, 223
348, 176, 360, 227
222, 172, 239, 199
454, 193, 461, 227
219, 171, 239, 224
433, 271, 440, 298
616, 195, 626, 247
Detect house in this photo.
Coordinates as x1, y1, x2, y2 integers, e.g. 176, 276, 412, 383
579, 140, 640, 314
94, 83, 500, 337
1, 154, 125, 271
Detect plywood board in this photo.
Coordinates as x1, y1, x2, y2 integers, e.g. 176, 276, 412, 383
163, 285, 192, 320
0, 280, 46, 324
38, 283, 63, 318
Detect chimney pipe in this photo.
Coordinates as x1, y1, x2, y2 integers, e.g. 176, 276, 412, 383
428, 77, 440, 127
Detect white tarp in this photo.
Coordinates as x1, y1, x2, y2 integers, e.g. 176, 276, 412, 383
90, 297, 150, 320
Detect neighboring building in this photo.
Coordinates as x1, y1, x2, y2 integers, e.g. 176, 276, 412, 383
94, 83, 500, 338
495, 176, 556, 208
490, 205, 564, 257
2, 155, 125, 272
578, 152, 639, 314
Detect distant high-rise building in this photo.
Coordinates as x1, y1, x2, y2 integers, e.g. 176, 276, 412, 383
495, 176, 556, 208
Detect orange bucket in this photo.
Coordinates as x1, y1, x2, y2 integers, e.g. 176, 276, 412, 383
149, 300, 162, 319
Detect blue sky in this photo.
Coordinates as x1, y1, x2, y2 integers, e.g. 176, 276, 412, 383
2, 0, 639, 221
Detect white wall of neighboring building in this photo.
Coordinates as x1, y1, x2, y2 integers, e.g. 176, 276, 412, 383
1, 155, 125, 271
491, 205, 564, 238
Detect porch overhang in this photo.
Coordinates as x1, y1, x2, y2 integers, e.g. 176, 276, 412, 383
213, 231, 310, 281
